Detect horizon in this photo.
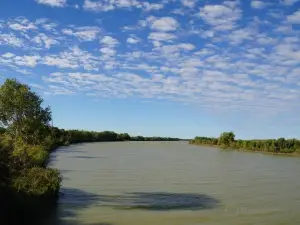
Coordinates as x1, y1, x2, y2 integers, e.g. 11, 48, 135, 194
1, 0, 300, 140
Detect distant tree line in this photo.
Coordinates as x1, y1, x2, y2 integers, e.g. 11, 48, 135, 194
190, 132, 300, 154
44, 128, 180, 148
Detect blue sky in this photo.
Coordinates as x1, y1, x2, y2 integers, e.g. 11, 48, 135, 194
1, 0, 300, 139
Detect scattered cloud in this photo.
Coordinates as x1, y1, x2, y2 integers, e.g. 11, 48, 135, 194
83, 0, 163, 12
181, 0, 196, 8
143, 2, 164, 11
100, 36, 119, 47
32, 33, 59, 48
1, 1, 300, 120
127, 37, 140, 44
8, 18, 37, 31
148, 32, 177, 46
42, 46, 100, 70
100, 47, 116, 56
2, 53, 15, 58
62, 26, 101, 41
198, 4, 242, 30
287, 10, 300, 24
35, 0, 67, 7
0, 33, 24, 47
251, 1, 267, 9
150, 17, 179, 32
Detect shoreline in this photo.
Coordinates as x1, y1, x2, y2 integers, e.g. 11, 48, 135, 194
189, 143, 300, 157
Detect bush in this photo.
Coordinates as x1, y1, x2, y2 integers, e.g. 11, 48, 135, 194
12, 167, 61, 196
27, 145, 49, 166
13, 143, 49, 166
43, 136, 57, 152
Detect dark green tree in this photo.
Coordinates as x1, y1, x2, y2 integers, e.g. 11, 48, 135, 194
218, 132, 235, 147
0, 79, 52, 145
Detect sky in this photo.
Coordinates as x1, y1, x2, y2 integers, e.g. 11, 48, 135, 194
1, 0, 300, 139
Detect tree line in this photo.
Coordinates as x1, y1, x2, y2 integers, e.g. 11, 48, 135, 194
190, 132, 300, 154
49, 128, 180, 147
0, 78, 179, 224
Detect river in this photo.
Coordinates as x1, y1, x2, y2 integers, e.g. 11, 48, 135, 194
47, 141, 300, 225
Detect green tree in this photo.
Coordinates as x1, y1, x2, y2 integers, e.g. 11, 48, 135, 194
117, 133, 131, 141
0, 79, 52, 145
218, 132, 235, 147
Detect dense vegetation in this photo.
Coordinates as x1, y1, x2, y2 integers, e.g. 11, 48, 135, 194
49, 128, 180, 146
190, 132, 300, 154
0, 78, 180, 224
0, 79, 61, 224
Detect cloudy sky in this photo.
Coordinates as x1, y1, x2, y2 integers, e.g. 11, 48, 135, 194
1, 0, 300, 139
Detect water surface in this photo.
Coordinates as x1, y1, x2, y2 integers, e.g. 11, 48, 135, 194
48, 142, 300, 225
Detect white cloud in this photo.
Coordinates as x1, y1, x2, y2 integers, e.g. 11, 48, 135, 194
0, 54, 41, 68
148, 32, 177, 46
177, 43, 195, 51
83, 0, 114, 11
127, 37, 140, 44
32, 33, 59, 49
181, 0, 196, 8
228, 29, 255, 44
14, 55, 41, 67
62, 26, 101, 41
199, 4, 241, 30
2, 53, 15, 58
142, 2, 164, 11
100, 36, 119, 47
251, 1, 267, 9
0, 33, 24, 47
83, 0, 163, 12
287, 10, 300, 24
8, 18, 37, 31
152, 43, 195, 57
100, 47, 116, 56
42, 46, 100, 70
150, 17, 179, 32
36, 0, 67, 7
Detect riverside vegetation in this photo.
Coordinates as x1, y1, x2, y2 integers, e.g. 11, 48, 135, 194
190, 132, 300, 154
0, 79, 179, 224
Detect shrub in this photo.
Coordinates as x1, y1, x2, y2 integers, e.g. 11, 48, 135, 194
13, 143, 49, 166
12, 167, 61, 196
43, 136, 57, 152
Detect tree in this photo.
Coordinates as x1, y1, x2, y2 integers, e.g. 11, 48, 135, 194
117, 133, 131, 141
0, 79, 52, 145
218, 132, 235, 147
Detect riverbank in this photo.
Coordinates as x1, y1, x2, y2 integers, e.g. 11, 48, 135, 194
190, 142, 300, 157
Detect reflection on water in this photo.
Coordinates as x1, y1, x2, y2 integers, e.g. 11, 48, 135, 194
48, 142, 300, 225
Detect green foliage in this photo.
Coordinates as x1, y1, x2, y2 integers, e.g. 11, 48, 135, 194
131, 136, 179, 141
218, 132, 235, 146
0, 79, 51, 145
12, 167, 61, 196
0, 78, 58, 204
13, 144, 49, 167
190, 136, 218, 145
49, 128, 180, 145
190, 132, 300, 154
117, 133, 131, 141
